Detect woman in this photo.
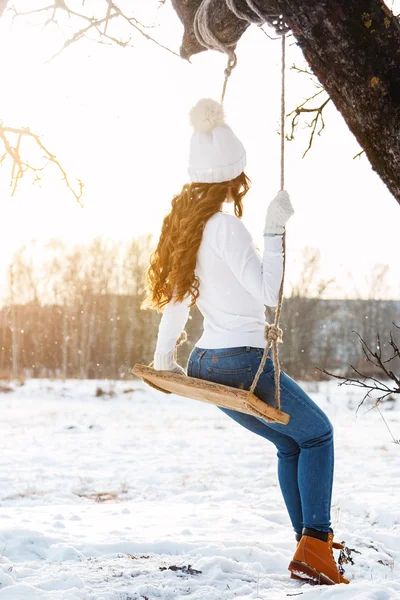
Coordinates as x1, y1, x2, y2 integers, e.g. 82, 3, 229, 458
145, 99, 349, 585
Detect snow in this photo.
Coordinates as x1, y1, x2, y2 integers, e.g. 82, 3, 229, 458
0, 378, 399, 599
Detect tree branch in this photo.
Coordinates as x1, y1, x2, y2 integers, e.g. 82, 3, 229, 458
110, 3, 181, 58
354, 330, 400, 388
319, 326, 400, 414
0, 123, 83, 205
287, 91, 331, 157
11, 0, 181, 59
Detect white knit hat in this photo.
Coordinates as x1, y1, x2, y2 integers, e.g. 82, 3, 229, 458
188, 98, 247, 183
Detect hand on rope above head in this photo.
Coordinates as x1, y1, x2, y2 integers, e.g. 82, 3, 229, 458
264, 190, 294, 236
248, 190, 294, 408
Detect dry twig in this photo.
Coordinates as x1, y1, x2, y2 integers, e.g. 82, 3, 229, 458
320, 328, 400, 406
0, 123, 83, 204
75, 491, 120, 502
319, 325, 400, 444
287, 64, 331, 156
353, 150, 366, 160
10, 0, 180, 59
287, 92, 331, 157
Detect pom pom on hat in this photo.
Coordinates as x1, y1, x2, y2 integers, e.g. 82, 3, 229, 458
189, 98, 225, 134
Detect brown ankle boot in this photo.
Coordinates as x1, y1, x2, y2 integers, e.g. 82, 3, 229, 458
289, 533, 350, 585
290, 535, 345, 581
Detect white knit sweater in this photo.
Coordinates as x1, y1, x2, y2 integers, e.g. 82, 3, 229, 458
155, 212, 284, 359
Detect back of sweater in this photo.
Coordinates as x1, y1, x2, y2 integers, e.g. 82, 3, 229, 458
155, 211, 284, 355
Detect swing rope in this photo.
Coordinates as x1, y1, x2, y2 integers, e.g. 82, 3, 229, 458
193, 0, 237, 104
193, 3, 289, 411
249, 33, 286, 411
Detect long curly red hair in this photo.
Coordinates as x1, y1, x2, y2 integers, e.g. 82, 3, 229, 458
144, 172, 251, 310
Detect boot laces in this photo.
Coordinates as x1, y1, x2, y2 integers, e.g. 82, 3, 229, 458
328, 535, 334, 560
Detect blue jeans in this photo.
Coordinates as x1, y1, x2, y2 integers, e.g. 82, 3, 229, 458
187, 346, 334, 535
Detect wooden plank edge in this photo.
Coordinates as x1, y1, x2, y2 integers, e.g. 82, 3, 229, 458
133, 364, 290, 424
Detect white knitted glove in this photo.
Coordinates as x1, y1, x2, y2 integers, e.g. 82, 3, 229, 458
154, 351, 186, 375
264, 190, 294, 235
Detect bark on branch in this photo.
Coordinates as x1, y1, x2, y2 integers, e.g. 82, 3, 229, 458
171, 0, 400, 206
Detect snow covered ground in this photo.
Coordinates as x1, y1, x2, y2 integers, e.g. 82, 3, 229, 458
0, 378, 399, 600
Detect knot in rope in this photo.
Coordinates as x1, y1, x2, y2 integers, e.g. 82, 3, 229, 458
224, 54, 237, 78
225, 0, 264, 26
174, 330, 188, 363
193, 0, 289, 103
194, 0, 238, 57
194, 1, 289, 54
265, 324, 283, 345
176, 330, 188, 346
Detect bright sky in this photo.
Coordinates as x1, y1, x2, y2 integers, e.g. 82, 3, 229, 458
0, 0, 399, 300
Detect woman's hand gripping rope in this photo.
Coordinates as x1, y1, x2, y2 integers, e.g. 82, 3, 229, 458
153, 331, 188, 374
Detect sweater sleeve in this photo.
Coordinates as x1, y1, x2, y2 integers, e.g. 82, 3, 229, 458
216, 214, 284, 307
155, 294, 191, 355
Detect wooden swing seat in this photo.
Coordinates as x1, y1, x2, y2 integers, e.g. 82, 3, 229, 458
132, 364, 290, 425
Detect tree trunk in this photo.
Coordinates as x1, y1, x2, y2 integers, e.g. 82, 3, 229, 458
62, 305, 68, 381
171, 0, 400, 205
110, 294, 118, 380
11, 303, 18, 378
0, 308, 6, 374
8, 266, 19, 378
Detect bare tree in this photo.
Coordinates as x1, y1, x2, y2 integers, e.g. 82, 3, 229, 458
347, 264, 393, 374
267, 247, 335, 379
62, 304, 68, 380
320, 324, 400, 446
7, 237, 396, 383
6, 245, 42, 377
8, 265, 18, 378
44, 240, 70, 378
0, 304, 8, 376
321, 326, 400, 405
